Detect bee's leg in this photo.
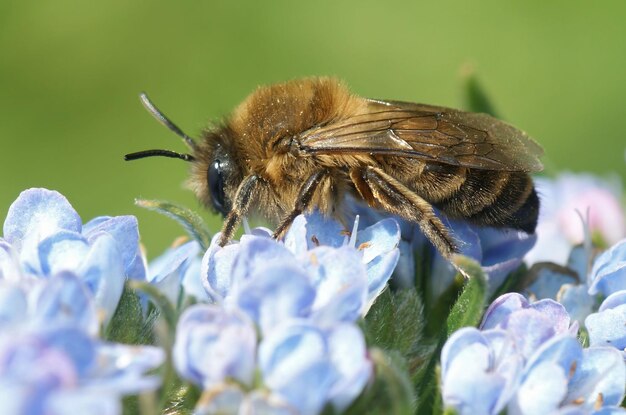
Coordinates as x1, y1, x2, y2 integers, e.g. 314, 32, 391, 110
218, 175, 264, 246
272, 169, 330, 240
349, 166, 459, 259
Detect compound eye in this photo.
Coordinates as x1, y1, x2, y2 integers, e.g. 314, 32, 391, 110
208, 159, 227, 215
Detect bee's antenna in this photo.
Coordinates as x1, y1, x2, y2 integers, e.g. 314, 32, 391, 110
139, 92, 198, 152
124, 149, 195, 162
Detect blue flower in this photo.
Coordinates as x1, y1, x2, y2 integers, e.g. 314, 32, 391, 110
258, 321, 372, 415
145, 239, 205, 305
173, 304, 257, 388
174, 213, 388, 414
0, 325, 165, 415
202, 212, 400, 328
441, 327, 522, 415
1, 189, 146, 323
428, 219, 536, 299
441, 293, 626, 415
348, 195, 537, 294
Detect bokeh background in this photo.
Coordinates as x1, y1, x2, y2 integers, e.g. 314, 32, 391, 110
1, 0, 625, 257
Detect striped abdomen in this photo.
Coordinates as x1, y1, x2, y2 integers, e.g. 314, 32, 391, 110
415, 163, 539, 233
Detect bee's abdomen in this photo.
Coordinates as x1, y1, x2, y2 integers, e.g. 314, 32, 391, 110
434, 169, 539, 233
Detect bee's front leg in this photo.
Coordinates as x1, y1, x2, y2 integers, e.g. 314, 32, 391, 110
272, 169, 331, 240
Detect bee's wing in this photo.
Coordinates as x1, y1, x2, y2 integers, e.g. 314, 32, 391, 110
298, 99, 543, 172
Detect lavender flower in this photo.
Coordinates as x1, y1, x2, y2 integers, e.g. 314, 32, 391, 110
441, 293, 626, 415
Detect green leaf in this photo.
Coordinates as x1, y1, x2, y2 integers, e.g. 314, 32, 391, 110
129, 280, 179, 340
105, 283, 156, 345
416, 256, 487, 414
136, 198, 211, 251
460, 66, 499, 117
363, 288, 425, 357
446, 256, 488, 335
345, 349, 416, 415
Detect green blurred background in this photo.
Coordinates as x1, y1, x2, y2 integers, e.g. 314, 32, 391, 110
1, 0, 625, 257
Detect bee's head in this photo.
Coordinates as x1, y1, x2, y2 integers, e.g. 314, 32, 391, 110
124, 93, 241, 217
187, 126, 243, 217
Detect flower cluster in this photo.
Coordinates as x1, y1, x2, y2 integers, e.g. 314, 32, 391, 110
173, 213, 401, 414
0, 189, 164, 414
441, 293, 625, 414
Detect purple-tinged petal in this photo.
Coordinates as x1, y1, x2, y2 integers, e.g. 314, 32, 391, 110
234, 263, 316, 334
566, 346, 626, 410
174, 305, 256, 388
3, 189, 82, 248
480, 293, 528, 330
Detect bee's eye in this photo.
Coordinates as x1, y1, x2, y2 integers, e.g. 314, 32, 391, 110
208, 160, 227, 215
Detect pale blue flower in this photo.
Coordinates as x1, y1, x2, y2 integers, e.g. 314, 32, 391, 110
1, 189, 146, 323
173, 304, 257, 388
0, 325, 164, 415
441, 293, 626, 415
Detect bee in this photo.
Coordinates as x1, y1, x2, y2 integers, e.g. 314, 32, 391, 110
125, 77, 542, 262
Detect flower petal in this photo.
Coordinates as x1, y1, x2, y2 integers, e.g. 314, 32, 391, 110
3, 188, 82, 248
